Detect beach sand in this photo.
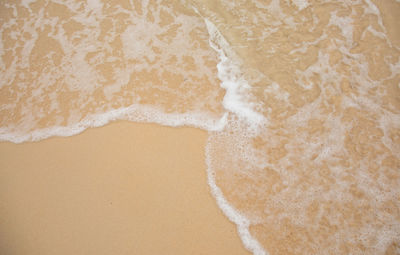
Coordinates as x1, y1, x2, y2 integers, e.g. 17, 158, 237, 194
1, 1, 399, 254
0, 121, 250, 255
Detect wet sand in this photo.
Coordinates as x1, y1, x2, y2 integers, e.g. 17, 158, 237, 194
0, 121, 250, 255
1, 1, 399, 254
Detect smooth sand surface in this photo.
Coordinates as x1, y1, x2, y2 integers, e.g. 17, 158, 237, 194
0, 121, 250, 255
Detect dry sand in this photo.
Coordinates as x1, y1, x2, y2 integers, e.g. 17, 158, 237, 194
0, 121, 250, 255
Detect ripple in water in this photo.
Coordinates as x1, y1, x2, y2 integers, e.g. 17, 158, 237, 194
1, 0, 399, 254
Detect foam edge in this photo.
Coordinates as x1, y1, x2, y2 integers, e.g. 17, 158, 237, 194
205, 139, 267, 255
0, 104, 228, 143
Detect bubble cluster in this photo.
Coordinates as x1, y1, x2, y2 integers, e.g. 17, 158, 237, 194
198, 0, 400, 254
0, 0, 225, 142
1, 0, 399, 254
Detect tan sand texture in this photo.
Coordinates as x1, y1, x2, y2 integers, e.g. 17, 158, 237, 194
0, 121, 251, 255
1, 0, 400, 254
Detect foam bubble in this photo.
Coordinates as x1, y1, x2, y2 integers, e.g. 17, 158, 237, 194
0, 0, 226, 142
291, 0, 310, 11
0, 104, 228, 143
205, 136, 266, 255
203, 18, 266, 128
1, 1, 400, 254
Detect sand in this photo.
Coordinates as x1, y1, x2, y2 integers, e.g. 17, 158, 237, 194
0, 121, 251, 255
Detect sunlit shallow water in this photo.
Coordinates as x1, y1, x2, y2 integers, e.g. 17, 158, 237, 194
1, 1, 399, 254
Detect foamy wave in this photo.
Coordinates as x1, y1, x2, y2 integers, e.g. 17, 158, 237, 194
1, 0, 400, 254
203, 18, 266, 128
0, 103, 228, 143
193, 0, 400, 254
205, 135, 266, 255
0, 0, 226, 142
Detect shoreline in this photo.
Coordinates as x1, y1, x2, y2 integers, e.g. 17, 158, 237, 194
0, 121, 251, 255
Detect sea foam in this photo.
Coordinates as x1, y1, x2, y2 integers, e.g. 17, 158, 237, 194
1, 1, 399, 254
0, 103, 228, 143
203, 18, 266, 128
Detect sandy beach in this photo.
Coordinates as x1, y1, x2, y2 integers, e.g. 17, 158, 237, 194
1, 0, 399, 254
0, 121, 251, 255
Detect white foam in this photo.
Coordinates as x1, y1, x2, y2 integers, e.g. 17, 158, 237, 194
0, 104, 228, 143
86, 0, 103, 13
1, 1, 227, 142
291, 0, 310, 11
121, 24, 157, 61
3, 1, 400, 254
328, 11, 354, 46
205, 138, 267, 255
203, 18, 266, 128
21, 0, 36, 9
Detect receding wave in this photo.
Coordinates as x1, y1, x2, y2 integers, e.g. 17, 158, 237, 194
0, 0, 226, 141
1, 0, 399, 254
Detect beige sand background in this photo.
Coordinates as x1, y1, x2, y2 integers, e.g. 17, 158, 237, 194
1, 1, 399, 255
0, 121, 250, 255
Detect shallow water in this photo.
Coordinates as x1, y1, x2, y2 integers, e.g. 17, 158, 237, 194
1, 0, 399, 254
